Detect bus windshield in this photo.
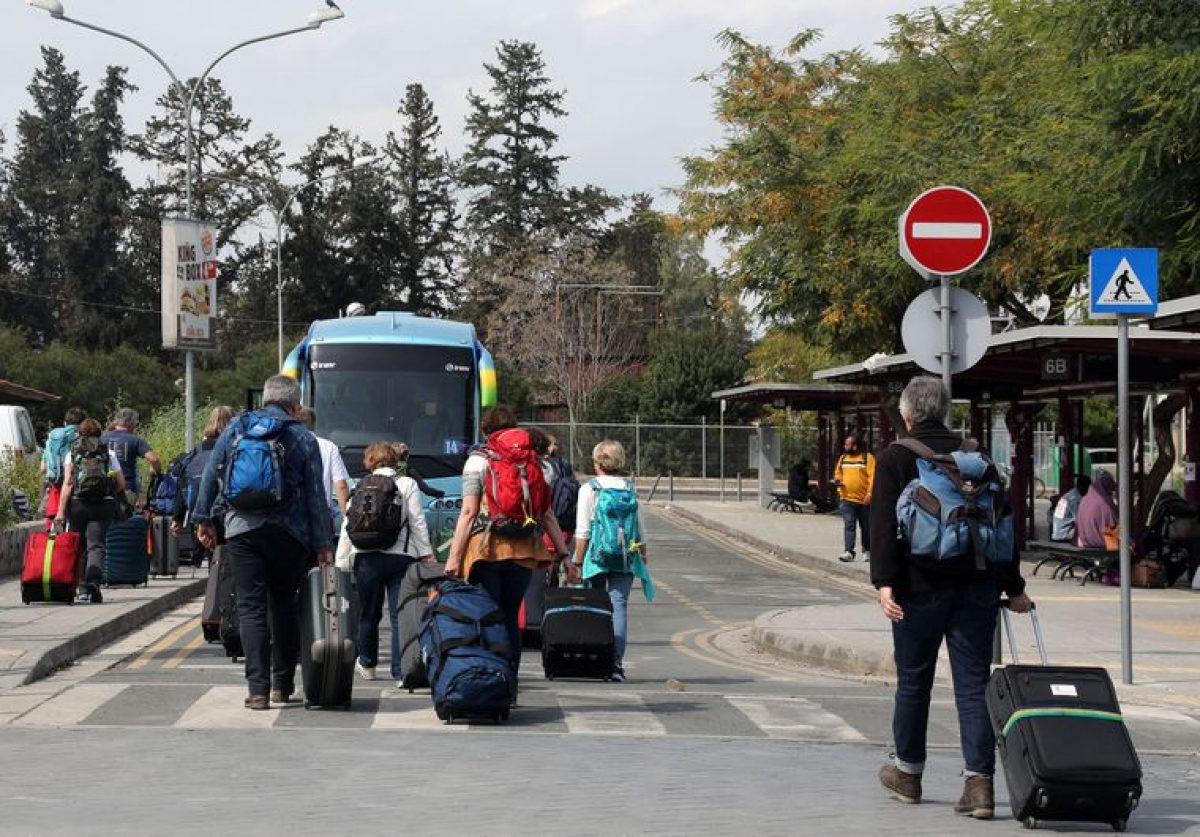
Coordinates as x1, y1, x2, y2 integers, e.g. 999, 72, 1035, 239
309, 343, 475, 478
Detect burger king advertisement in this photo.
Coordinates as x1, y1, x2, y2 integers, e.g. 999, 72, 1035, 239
161, 217, 218, 350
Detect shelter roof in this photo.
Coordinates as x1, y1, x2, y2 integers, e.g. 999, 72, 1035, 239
0, 379, 59, 405
1140, 294, 1200, 331
711, 381, 878, 412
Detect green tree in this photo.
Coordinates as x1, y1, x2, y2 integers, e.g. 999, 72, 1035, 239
638, 325, 749, 423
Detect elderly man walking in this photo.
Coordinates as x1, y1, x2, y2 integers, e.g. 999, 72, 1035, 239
192, 375, 334, 710
870, 376, 1032, 821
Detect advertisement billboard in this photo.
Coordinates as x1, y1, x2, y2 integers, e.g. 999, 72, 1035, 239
161, 217, 218, 350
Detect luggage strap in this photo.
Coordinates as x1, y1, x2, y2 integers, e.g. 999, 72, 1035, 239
432, 601, 506, 628
1001, 707, 1125, 738
543, 605, 612, 619
42, 535, 57, 601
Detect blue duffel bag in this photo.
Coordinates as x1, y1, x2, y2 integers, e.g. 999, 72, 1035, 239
419, 580, 514, 724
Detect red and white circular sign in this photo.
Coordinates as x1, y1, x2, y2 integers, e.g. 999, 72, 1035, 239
898, 186, 992, 277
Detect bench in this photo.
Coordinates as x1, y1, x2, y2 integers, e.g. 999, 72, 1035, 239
1026, 539, 1118, 586
767, 492, 813, 513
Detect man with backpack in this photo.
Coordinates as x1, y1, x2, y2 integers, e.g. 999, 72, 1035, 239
191, 376, 333, 711
870, 376, 1032, 821
102, 408, 162, 497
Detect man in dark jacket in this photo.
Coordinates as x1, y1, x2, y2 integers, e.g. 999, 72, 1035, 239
870, 376, 1032, 821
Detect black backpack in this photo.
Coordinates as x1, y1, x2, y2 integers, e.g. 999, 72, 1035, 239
346, 474, 409, 551
549, 458, 581, 533
72, 437, 113, 500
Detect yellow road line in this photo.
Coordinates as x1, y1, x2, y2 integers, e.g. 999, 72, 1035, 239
161, 632, 207, 670
654, 578, 729, 629
127, 618, 199, 671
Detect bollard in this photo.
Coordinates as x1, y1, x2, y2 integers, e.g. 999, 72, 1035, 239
737, 472, 743, 503
669, 471, 674, 502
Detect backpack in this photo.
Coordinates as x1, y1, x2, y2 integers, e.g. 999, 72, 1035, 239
45, 425, 77, 486
224, 412, 294, 512
482, 429, 550, 537
585, 479, 643, 572
894, 437, 1014, 569
72, 437, 112, 500
177, 443, 215, 521
549, 457, 580, 533
346, 473, 409, 551
149, 451, 195, 516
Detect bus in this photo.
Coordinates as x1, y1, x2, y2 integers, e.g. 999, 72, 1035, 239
282, 310, 497, 547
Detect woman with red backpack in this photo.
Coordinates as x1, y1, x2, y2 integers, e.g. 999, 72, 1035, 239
446, 406, 571, 696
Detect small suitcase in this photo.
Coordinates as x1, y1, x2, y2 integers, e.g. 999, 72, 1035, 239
201, 545, 228, 644
520, 567, 549, 648
217, 550, 243, 660
541, 583, 615, 681
103, 516, 151, 587
396, 561, 446, 692
300, 564, 358, 709
149, 515, 180, 577
21, 527, 82, 604
987, 604, 1142, 832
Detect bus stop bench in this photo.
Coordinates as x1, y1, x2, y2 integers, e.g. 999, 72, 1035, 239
1027, 539, 1118, 586
767, 492, 813, 513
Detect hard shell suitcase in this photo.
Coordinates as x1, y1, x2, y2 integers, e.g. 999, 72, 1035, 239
986, 604, 1142, 832
149, 515, 180, 577
396, 561, 446, 691
103, 516, 150, 587
541, 583, 615, 681
300, 564, 358, 709
201, 545, 228, 644
21, 527, 81, 604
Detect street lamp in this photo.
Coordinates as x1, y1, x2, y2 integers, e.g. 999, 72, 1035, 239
27, 0, 345, 450
207, 154, 381, 367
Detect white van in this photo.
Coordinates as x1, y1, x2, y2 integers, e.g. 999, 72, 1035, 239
0, 405, 41, 461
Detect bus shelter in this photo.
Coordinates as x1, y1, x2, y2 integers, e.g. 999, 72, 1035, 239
1140, 294, 1200, 506
814, 324, 1200, 549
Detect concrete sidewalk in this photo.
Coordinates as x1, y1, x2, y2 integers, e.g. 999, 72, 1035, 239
662, 499, 1200, 714
0, 570, 207, 693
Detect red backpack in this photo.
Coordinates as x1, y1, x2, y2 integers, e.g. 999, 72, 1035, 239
483, 428, 550, 537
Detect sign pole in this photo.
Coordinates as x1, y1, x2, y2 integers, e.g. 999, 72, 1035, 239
938, 274, 953, 398
1117, 313, 1133, 684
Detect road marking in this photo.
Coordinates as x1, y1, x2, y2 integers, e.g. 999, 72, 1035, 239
557, 690, 666, 736
912, 222, 983, 239
174, 686, 280, 728
371, 698, 468, 731
653, 578, 729, 629
162, 633, 208, 670
15, 683, 128, 727
127, 618, 201, 671
727, 695, 866, 742
1121, 704, 1200, 726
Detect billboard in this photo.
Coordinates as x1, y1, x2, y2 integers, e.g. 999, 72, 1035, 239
161, 217, 218, 350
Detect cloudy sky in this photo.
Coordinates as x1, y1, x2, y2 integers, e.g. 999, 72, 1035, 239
4, 0, 937, 210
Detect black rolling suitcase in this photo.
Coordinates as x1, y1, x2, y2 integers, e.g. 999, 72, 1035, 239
103, 516, 151, 587
300, 564, 358, 709
149, 515, 180, 577
541, 580, 615, 681
987, 603, 1142, 832
396, 561, 446, 691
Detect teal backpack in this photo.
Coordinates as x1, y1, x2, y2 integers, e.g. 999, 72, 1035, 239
585, 479, 643, 572
44, 425, 77, 486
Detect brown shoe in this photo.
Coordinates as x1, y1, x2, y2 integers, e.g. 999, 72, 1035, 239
879, 764, 922, 804
269, 688, 293, 705
244, 694, 269, 711
954, 775, 995, 819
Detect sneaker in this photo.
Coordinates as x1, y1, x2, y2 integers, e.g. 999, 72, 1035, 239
837, 551, 856, 563
879, 764, 922, 804
862, 551, 871, 562
269, 687, 293, 704
610, 666, 626, 683
954, 775, 994, 819
87, 583, 103, 604
244, 694, 269, 711
355, 660, 376, 681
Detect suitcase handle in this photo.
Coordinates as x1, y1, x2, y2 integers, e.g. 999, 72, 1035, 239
999, 601, 1048, 666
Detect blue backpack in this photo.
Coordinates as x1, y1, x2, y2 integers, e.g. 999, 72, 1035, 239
224, 412, 294, 512
585, 479, 643, 572
419, 580, 514, 723
44, 425, 77, 486
894, 437, 1014, 569
149, 450, 194, 516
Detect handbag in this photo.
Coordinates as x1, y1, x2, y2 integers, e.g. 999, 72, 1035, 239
1102, 524, 1120, 551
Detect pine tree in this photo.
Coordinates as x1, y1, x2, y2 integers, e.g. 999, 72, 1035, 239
386, 83, 458, 317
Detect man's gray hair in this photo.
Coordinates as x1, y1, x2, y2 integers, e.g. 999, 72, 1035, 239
115, 407, 139, 428
262, 375, 301, 409
899, 376, 950, 426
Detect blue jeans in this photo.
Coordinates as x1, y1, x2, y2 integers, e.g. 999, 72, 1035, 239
589, 572, 635, 669
469, 561, 532, 680
353, 552, 416, 681
840, 500, 869, 553
891, 581, 1000, 774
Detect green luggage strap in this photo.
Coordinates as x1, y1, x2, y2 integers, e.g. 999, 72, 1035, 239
42, 535, 56, 601
1002, 707, 1125, 738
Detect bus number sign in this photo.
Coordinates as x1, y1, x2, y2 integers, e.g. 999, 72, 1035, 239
1041, 352, 1071, 381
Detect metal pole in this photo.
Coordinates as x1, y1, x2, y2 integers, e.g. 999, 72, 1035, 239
277, 213, 284, 369
720, 400, 726, 503
635, 414, 641, 479
939, 273, 953, 398
701, 416, 707, 481
1118, 314, 1133, 684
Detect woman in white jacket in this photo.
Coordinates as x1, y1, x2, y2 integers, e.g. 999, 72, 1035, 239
336, 441, 434, 686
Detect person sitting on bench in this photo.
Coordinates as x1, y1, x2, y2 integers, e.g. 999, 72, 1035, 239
788, 460, 812, 503
1050, 474, 1091, 543
1075, 470, 1117, 549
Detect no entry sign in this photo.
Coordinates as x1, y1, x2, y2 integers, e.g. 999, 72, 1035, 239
898, 186, 992, 277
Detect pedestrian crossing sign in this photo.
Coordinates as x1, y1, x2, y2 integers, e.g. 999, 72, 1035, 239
1089, 248, 1158, 316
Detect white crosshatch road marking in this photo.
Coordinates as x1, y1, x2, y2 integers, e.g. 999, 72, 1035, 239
727, 695, 866, 742
911, 222, 984, 239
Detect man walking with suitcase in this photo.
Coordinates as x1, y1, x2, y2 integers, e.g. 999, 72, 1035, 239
869, 376, 1032, 820
192, 376, 333, 710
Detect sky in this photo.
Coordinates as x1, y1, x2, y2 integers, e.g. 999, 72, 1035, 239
3, 0, 941, 215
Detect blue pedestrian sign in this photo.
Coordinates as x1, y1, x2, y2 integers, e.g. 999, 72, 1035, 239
1089, 248, 1158, 316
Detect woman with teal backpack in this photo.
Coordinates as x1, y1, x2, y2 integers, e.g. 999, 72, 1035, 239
569, 440, 653, 682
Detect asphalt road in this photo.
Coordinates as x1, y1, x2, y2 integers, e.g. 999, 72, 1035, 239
2, 508, 1198, 835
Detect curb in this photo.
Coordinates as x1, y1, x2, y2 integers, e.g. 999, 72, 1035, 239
749, 614, 897, 680
657, 502, 871, 586
23, 577, 207, 686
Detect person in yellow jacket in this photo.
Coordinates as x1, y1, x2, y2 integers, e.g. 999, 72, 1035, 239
835, 433, 875, 562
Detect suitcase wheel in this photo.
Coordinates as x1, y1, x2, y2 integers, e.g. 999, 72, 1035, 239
304, 701, 312, 710
1112, 820, 1127, 833
493, 711, 508, 724
1023, 817, 1036, 830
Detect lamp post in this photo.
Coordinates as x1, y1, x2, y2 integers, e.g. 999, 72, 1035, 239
207, 155, 381, 367
27, 0, 345, 449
